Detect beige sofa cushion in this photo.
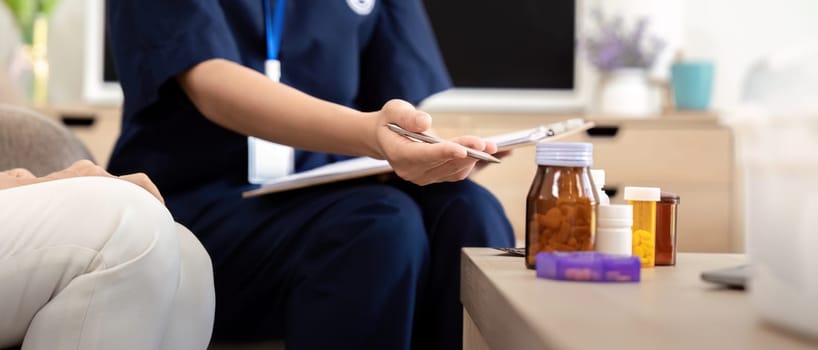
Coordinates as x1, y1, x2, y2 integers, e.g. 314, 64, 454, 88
0, 104, 93, 175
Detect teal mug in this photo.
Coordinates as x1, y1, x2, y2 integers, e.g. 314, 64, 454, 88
671, 61, 714, 110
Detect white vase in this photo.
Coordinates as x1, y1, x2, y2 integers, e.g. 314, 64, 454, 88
597, 68, 656, 117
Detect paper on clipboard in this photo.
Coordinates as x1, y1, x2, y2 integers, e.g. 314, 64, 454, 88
242, 157, 391, 197
242, 118, 594, 198
488, 118, 589, 151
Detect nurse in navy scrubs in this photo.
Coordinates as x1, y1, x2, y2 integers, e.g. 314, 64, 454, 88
106, 0, 514, 348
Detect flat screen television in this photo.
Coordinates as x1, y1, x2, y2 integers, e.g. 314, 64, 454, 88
84, 0, 586, 112
419, 0, 587, 113
82, 0, 121, 106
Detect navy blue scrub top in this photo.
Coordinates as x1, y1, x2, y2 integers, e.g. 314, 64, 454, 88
106, 0, 451, 194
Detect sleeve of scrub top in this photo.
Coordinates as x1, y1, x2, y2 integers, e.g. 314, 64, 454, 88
356, 0, 453, 111
107, 0, 242, 117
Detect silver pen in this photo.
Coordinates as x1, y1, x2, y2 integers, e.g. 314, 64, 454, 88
386, 123, 501, 163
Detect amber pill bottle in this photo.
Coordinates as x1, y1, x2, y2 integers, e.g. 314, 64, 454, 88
624, 186, 661, 268
525, 142, 598, 269
655, 191, 680, 266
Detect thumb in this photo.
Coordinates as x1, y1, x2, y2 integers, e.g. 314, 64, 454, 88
382, 99, 431, 132
119, 173, 165, 204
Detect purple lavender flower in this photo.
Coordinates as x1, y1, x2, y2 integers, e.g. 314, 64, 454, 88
579, 10, 666, 72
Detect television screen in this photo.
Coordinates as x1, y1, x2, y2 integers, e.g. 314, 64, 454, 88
102, 30, 117, 83
422, 0, 576, 90
86, 0, 582, 111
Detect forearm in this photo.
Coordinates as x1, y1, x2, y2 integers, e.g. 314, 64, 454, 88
178, 59, 384, 159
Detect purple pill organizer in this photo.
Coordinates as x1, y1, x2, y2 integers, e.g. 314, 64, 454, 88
535, 251, 641, 283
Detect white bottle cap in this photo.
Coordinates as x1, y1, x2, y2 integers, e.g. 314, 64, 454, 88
535, 142, 593, 167
597, 204, 633, 227
591, 169, 605, 188
623, 186, 661, 201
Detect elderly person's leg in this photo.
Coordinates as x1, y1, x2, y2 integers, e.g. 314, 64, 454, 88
159, 224, 215, 350
0, 177, 214, 350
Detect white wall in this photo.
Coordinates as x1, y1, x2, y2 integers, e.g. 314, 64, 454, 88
0, 3, 22, 103
1, 0, 817, 110
586, 0, 818, 110
681, 0, 818, 110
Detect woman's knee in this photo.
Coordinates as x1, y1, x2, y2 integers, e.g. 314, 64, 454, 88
432, 181, 514, 246
331, 186, 429, 268
40, 177, 180, 270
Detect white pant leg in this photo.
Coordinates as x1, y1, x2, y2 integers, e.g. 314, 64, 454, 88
0, 177, 215, 350
159, 224, 215, 350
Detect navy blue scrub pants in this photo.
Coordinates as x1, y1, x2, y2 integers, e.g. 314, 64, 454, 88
171, 178, 514, 350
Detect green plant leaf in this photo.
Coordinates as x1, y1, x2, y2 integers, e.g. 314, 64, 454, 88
3, 0, 60, 44
40, 0, 60, 15
3, 0, 35, 27
3, 0, 36, 43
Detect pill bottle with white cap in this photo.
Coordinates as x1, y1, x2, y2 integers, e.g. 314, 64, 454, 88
525, 142, 598, 269
623, 186, 661, 268
596, 204, 633, 256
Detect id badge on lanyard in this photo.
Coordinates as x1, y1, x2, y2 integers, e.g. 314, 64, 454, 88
248, 0, 293, 184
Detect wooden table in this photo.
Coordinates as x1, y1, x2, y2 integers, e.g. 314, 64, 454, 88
461, 248, 818, 350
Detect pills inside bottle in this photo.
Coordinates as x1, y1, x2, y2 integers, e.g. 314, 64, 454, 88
525, 142, 598, 269
623, 186, 661, 268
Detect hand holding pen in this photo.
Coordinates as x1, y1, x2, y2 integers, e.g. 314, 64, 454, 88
386, 123, 501, 163
372, 100, 498, 185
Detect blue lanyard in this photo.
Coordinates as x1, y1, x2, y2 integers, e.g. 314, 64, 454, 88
264, 0, 287, 60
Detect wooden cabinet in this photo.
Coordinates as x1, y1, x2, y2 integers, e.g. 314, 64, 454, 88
431, 112, 738, 253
